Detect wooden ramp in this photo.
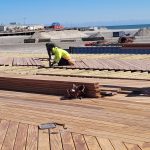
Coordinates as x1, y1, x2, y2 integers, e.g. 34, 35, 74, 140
0, 57, 43, 66
0, 119, 149, 150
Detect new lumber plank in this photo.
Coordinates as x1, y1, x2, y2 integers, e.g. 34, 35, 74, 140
137, 142, 150, 150
96, 137, 114, 150
124, 143, 141, 150
13, 123, 28, 150
0, 74, 100, 98
110, 139, 128, 150
61, 131, 75, 150
0, 120, 10, 149
26, 125, 38, 150
72, 133, 88, 150
84, 135, 101, 150
38, 129, 50, 150
50, 128, 63, 150
1, 121, 19, 150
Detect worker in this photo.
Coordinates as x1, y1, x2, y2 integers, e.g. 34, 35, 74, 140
46, 43, 74, 67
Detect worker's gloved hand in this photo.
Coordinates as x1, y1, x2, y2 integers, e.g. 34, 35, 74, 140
49, 61, 56, 67
49, 61, 52, 67
49, 63, 54, 68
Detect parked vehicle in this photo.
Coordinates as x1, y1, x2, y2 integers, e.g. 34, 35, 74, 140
50, 22, 64, 30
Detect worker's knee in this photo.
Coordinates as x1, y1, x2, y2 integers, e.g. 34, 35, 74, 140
68, 60, 75, 65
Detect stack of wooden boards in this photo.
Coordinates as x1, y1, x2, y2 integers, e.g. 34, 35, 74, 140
0, 74, 100, 98
0, 57, 43, 66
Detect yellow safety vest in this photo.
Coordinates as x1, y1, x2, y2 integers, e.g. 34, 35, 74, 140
52, 47, 71, 63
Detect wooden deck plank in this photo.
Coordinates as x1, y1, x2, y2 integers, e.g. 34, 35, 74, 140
96, 137, 114, 150
24, 58, 31, 66
50, 128, 63, 150
0, 90, 149, 143
33, 58, 43, 66
26, 125, 38, 150
0, 74, 149, 145
110, 139, 128, 150
0, 120, 10, 149
1, 121, 19, 150
124, 143, 141, 150
13, 123, 28, 150
72, 133, 88, 150
137, 142, 150, 150
84, 135, 101, 150
0, 117, 149, 150
12, 57, 17, 66
19, 58, 24, 66
61, 131, 75, 150
38, 129, 50, 150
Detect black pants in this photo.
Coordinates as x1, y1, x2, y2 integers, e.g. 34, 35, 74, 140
58, 58, 70, 66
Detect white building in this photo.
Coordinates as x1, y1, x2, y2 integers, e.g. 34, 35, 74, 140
0, 24, 44, 32
27, 25, 44, 30
0, 25, 7, 32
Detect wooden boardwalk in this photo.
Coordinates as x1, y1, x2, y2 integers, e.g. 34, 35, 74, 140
0, 88, 149, 150
0, 57, 43, 66
54, 59, 150, 72
0, 119, 149, 150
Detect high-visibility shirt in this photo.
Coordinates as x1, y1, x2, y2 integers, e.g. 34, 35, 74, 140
52, 47, 71, 63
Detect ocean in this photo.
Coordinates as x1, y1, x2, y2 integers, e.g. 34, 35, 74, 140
101, 24, 150, 30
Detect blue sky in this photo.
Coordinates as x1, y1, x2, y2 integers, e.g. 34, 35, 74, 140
0, 0, 150, 26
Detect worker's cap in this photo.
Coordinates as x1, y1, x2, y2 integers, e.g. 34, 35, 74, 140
46, 43, 56, 50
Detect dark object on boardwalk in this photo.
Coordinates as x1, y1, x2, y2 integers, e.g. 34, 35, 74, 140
66, 84, 85, 99
118, 36, 134, 44
38, 122, 67, 130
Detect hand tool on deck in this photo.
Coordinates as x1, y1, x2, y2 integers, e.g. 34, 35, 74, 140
38, 122, 67, 130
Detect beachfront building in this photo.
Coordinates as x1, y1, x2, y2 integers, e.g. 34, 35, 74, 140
0, 24, 44, 32
0, 25, 7, 32
27, 24, 44, 30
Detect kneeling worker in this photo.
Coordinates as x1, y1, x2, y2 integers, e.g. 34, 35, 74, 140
46, 43, 74, 67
